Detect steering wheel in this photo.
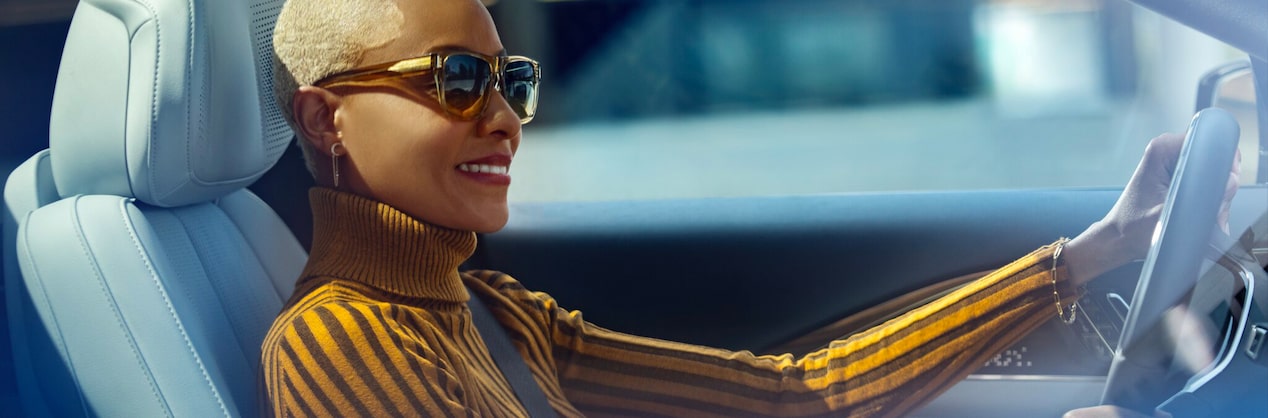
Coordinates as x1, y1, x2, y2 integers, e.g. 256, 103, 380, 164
1100, 108, 1241, 412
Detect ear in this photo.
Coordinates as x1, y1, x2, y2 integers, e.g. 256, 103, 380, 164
292, 86, 345, 156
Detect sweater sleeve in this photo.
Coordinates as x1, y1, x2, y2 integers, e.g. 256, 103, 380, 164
477, 241, 1078, 418
261, 301, 473, 418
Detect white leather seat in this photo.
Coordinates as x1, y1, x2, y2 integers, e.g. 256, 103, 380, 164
2, 0, 305, 416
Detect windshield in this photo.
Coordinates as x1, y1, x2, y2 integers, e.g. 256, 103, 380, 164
487, 0, 1250, 202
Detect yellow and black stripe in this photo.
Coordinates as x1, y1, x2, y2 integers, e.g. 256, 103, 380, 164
261, 188, 1076, 417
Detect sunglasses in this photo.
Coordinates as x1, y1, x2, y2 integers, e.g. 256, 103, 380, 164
314, 51, 541, 124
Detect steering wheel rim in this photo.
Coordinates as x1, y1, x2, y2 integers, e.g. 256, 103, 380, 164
1100, 108, 1241, 412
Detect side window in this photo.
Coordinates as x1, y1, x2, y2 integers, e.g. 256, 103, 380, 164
489, 0, 1248, 203
1212, 70, 1260, 182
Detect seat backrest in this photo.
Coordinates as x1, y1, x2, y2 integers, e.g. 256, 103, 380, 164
3, 0, 306, 416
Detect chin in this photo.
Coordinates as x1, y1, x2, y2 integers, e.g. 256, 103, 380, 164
468, 217, 508, 234
464, 206, 509, 233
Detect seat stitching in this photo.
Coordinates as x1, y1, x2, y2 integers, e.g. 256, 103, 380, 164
118, 200, 231, 417
131, 0, 230, 412
18, 196, 90, 417
180, 0, 197, 197
74, 196, 171, 416
137, 0, 160, 202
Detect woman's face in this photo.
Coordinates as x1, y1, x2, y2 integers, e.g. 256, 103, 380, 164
333, 0, 521, 233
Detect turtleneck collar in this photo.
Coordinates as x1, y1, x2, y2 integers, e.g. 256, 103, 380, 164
299, 187, 478, 302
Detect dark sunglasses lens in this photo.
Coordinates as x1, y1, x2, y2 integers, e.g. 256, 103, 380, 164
442, 54, 491, 115
503, 61, 538, 121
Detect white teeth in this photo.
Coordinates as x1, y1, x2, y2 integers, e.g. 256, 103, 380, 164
458, 164, 508, 175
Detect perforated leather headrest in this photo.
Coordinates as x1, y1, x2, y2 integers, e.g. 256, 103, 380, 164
49, 0, 292, 207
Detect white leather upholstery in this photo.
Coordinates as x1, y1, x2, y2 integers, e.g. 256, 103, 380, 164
4, 0, 305, 417
49, 0, 292, 208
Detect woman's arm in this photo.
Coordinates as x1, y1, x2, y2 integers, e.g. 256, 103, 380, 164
500, 243, 1073, 418
474, 133, 1235, 417
528, 133, 1236, 417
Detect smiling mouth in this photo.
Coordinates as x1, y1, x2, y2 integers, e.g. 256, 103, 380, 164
457, 163, 509, 175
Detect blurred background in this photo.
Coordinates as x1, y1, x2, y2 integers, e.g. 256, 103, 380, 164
0, 0, 1253, 205
481, 0, 1251, 201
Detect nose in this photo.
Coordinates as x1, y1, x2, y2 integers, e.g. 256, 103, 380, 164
477, 89, 523, 143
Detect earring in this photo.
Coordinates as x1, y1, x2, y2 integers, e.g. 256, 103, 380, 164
330, 142, 345, 188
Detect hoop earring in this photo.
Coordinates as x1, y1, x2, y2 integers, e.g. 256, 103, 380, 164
330, 142, 345, 188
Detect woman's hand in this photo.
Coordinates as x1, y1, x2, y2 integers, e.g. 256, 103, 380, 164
1063, 132, 1241, 287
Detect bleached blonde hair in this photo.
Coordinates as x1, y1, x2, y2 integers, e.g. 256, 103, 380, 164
272, 0, 405, 176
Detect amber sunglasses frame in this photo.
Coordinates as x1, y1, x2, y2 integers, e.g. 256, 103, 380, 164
314, 51, 540, 124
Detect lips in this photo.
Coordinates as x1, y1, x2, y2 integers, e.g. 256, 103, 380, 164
455, 154, 512, 186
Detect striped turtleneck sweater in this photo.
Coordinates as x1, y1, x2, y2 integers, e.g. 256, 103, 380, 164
261, 188, 1078, 417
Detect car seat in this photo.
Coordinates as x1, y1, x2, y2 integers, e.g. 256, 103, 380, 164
2, 0, 306, 416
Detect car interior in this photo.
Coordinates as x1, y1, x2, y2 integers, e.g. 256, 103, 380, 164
1, 0, 1265, 417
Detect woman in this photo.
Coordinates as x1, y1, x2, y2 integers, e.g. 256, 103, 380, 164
260, 0, 1238, 416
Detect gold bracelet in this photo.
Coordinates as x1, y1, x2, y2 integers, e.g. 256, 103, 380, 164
1051, 237, 1078, 324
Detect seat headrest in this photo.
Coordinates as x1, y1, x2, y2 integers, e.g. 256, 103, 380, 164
49, 0, 292, 207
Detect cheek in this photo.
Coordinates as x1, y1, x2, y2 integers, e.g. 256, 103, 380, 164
345, 95, 464, 171
345, 94, 435, 138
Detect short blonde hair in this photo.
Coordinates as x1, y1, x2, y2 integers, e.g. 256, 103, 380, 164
272, 0, 404, 175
